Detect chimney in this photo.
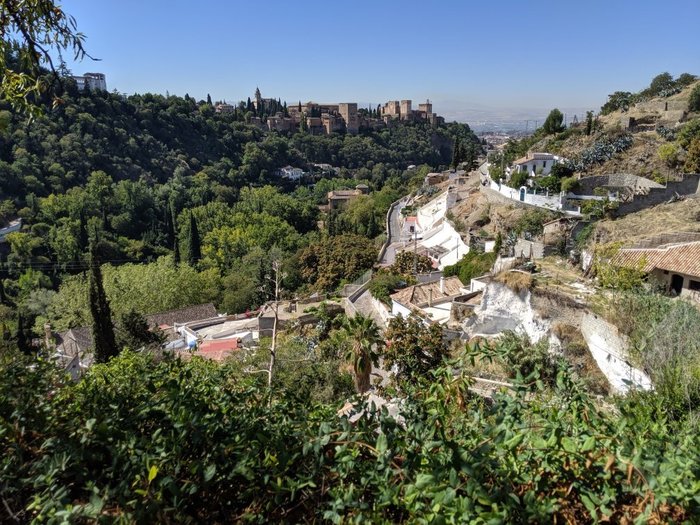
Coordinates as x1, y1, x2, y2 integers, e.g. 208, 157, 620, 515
440, 276, 445, 294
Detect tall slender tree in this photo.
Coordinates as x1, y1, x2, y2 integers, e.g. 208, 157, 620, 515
451, 137, 462, 170
169, 200, 180, 265
16, 313, 31, 354
89, 240, 118, 363
187, 211, 201, 266
78, 209, 89, 251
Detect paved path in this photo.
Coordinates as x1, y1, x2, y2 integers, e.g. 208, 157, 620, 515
379, 197, 408, 266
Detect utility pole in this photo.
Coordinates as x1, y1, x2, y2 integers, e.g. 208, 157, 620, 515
413, 227, 418, 276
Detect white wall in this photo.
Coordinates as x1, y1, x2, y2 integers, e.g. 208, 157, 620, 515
391, 300, 412, 318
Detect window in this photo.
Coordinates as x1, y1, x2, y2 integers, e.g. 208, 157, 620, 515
690, 280, 700, 291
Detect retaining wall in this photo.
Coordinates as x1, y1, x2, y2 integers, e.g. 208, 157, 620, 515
616, 174, 700, 215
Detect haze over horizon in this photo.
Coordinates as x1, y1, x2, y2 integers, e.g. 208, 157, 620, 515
60, 0, 700, 128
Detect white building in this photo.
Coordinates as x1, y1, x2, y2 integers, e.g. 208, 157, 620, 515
72, 72, 107, 91
508, 152, 565, 178
390, 276, 468, 325
276, 166, 304, 181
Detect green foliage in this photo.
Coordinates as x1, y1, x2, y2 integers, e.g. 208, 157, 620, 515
443, 251, 496, 285
341, 314, 383, 393
514, 209, 554, 237
298, 234, 376, 291
657, 142, 680, 169
0, 0, 90, 117
684, 137, 700, 173
593, 243, 646, 291
508, 170, 528, 189
47, 256, 220, 331
2, 343, 700, 522
384, 315, 449, 389
601, 289, 700, 419
116, 309, 165, 351
560, 175, 579, 193
368, 271, 407, 305
689, 84, 700, 112
88, 241, 117, 363
542, 108, 565, 135
675, 118, 700, 149
390, 250, 433, 276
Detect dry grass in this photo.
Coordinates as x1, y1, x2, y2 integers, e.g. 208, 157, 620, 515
494, 270, 533, 293
552, 322, 610, 396
594, 198, 700, 246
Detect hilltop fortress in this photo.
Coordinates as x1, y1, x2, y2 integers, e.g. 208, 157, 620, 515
216, 88, 445, 135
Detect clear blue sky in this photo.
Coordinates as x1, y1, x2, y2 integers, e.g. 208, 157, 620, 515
60, 0, 700, 123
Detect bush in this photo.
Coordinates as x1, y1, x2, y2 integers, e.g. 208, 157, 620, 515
508, 170, 528, 189
2, 342, 700, 521
443, 251, 496, 285
689, 84, 700, 112
368, 271, 406, 305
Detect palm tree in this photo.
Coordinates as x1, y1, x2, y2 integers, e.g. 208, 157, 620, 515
341, 314, 383, 394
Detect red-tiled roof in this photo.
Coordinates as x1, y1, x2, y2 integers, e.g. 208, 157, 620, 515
390, 276, 464, 307
612, 241, 700, 277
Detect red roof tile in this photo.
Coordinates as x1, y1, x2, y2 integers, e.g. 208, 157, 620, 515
612, 241, 700, 277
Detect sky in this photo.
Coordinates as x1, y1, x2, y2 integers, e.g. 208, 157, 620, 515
59, 0, 700, 127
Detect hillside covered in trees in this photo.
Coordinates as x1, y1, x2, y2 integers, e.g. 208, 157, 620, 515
0, 84, 481, 340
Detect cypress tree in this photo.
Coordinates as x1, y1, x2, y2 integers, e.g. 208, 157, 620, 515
169, 200, 180, 265
451, 137, 462, 170
366, 212, 378, 238
16, 313, 31, 354
585, 111, 594, 136
78, 209, 89, 251
206, 93, 212, 105
89, 240, 118, 363
187, 212, 201, 266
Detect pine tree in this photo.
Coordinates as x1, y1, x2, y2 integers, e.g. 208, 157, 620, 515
187, 211, 201, 266
89, 240, 118, 363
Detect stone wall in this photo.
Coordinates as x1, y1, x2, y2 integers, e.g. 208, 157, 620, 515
514, 238, 546, 259
574, 174, 663, 195
616, 174, 700, 216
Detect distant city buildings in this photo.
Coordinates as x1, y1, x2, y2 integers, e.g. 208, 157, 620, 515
72, 72, 107, 91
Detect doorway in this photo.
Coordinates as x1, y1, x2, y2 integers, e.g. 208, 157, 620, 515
670, 274, 684, 296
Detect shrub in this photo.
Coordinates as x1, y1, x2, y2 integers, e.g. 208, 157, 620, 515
368, 271, 406, 305
688, 84, 700, 112
443, 251, 496, 285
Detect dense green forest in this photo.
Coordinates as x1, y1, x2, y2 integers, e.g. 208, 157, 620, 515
0, 84, 481, 338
